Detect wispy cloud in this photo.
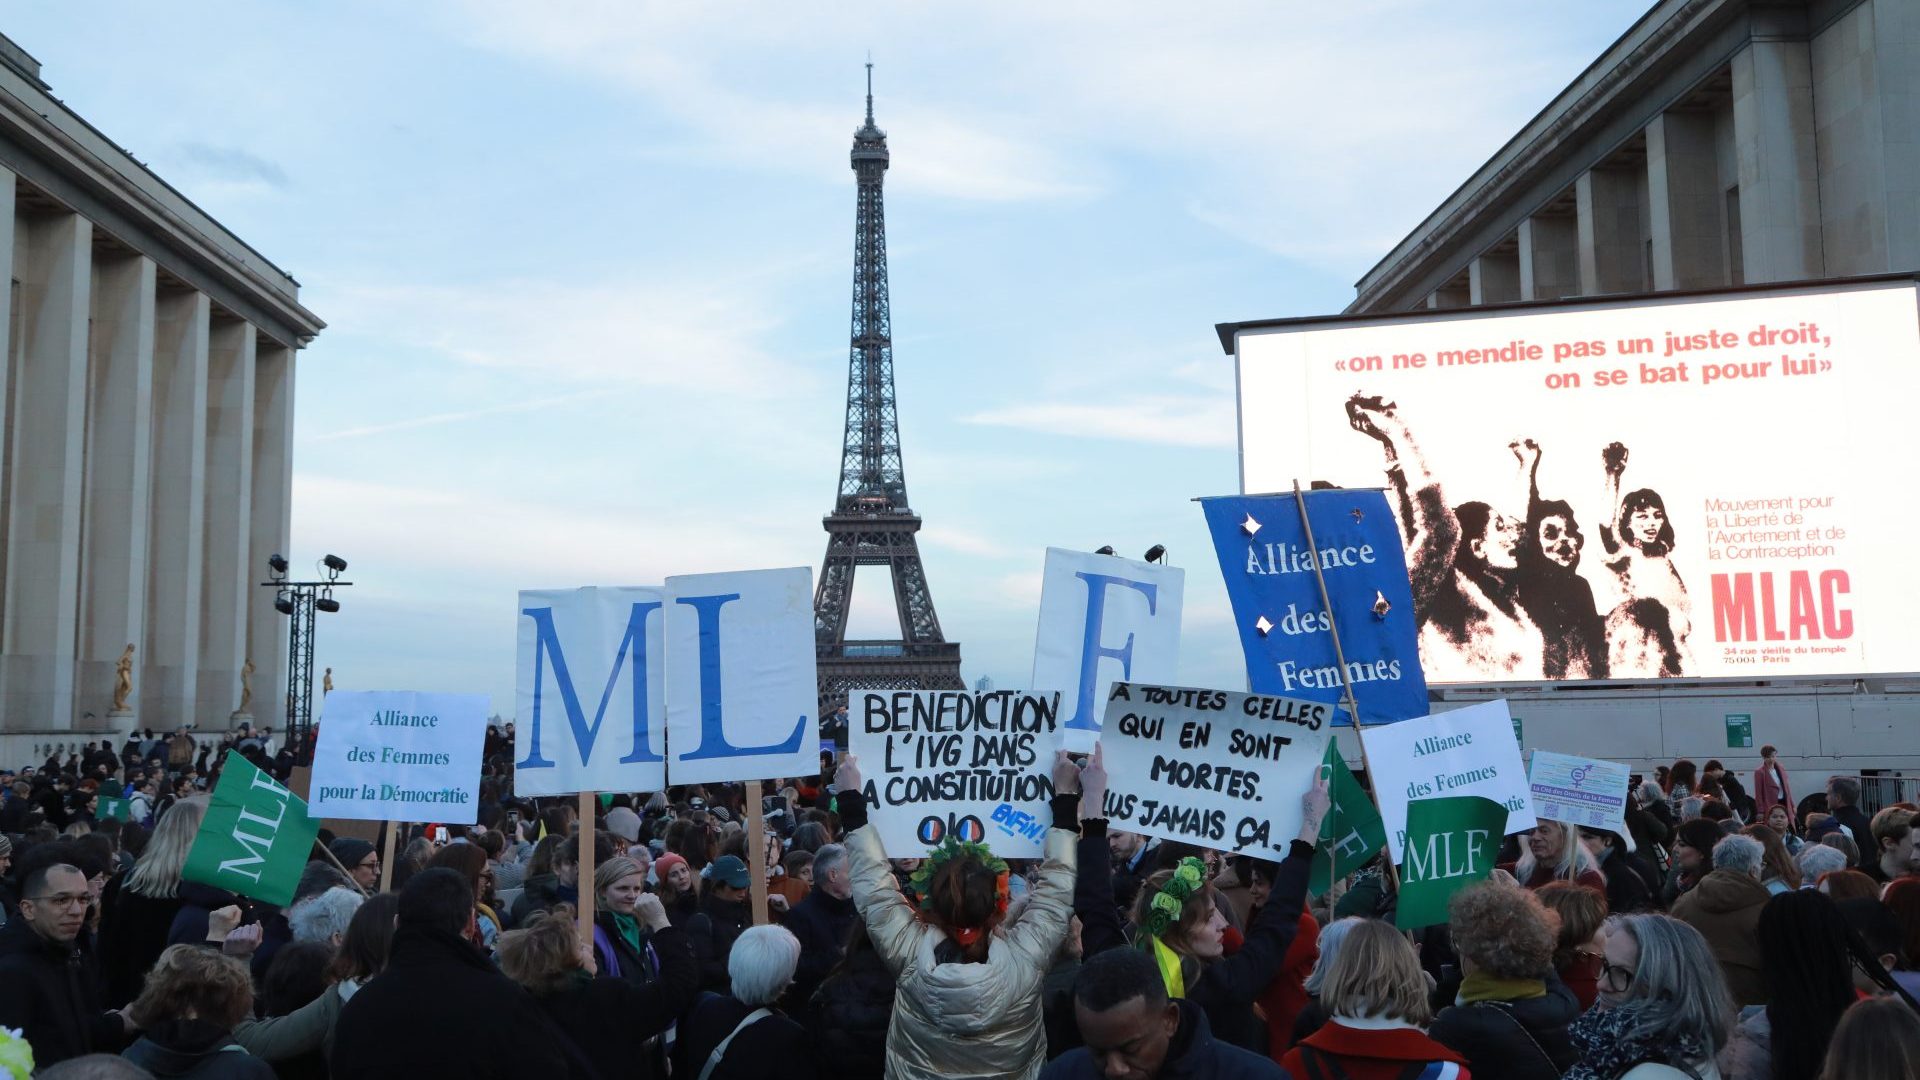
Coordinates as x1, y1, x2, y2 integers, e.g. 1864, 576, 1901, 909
175, 141, 290, 188
919, 524, 1013, 559
963, 397, 1235, 448
306, 389, 612, 443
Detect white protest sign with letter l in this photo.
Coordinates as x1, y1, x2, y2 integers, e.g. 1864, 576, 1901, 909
1359, 699, 1537, 862
1032, 548, 1183, 753
664, 567, 820, 786
851, 689, 1061, 858
312, 691, 489, 823
514, 586, 667, 797
1097, 682, 1331, 859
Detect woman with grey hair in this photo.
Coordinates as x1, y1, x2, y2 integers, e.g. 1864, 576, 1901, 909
1671, 834, 1770, 1007
1289, 916, 1363, 1046
289, 887, 363, 947
671, 924, 813, 1080
1794, 843, 1848, 888
1566, 914, 1734, 1079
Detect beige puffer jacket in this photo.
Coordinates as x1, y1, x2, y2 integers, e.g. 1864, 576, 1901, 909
846, 822, 1076, 1080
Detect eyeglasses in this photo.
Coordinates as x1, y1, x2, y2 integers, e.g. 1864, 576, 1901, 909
27, 894, 88, 910
356, 859, 380, 870
1600, 959, 1636, 992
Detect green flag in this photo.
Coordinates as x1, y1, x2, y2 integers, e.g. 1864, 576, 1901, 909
1310, 743, 1388, 896
1393, 795, 1506, 931
182, 751, 320, 906
96, 796, 131, 823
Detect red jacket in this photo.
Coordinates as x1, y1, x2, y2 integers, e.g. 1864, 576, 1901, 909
1257, 913, 1321, 1061
1753, 761, 1794, 818
1279, 1019, 1470, 1080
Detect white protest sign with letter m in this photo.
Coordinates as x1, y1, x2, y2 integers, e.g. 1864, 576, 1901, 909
1032, 548, 1183, 754
1360, 699, 1537, 862
1098, 682, 1331, 859
663, 566, 820, 787
851, 689, 1062, 858
514, 586, 667, 798
313, 691, 489, 823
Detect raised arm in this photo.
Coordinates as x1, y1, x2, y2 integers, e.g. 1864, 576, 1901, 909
1600, 442, 1627, 555
1192, 777, 1329, 1006
835, 755, 923, 978
1001, 752, 1080, 972
1350, 394, 1455, 600
1071, 745, 1130, 959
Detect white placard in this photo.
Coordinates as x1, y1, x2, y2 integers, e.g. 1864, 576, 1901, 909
1360, 699, 1537, 861
1032, 547, 1184, 753
663, 567, 820, 786
514, 586, 668, 797
1235, 279, 1920, 683
851, 689, 1061, 858
1098, 682, 1331, 859
312, 691, 488, 823
1527, 749, 1631, 833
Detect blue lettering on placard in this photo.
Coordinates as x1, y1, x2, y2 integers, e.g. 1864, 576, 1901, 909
1064, 572, 1159, 735
675, 592, 807, 761
517, 601, 664, 770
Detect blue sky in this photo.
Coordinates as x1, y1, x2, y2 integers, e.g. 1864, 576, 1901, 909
11, 1, 1645, 717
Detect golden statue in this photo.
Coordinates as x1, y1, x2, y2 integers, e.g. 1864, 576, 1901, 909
323, 667, 334, 694
111, 644, 135, 712
239, 657, 255, 712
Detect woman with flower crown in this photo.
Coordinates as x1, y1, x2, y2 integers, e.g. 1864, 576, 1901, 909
1073, 743, 1330, 1055
832, 750, 1081, 1080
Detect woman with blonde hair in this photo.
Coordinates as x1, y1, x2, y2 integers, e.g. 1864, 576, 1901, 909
122, 944, 274, 1078
100, 794, 208, 1007
1278, 918, 1471, 1079
1505, 819, 1607, 892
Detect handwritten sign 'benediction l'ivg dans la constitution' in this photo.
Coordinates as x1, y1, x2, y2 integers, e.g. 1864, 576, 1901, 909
1097, 682, 1332, 858
852, 689, 1062, 858
310, 690, 489, 823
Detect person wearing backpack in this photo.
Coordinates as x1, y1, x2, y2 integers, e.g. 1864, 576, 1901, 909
673, 924, 815, 1080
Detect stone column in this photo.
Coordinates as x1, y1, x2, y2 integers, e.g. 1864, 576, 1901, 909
1519, 214, 1580, 300
0, 168, 14, 671
1577, 167, 1646, 295
1469, 251, 1521, 305
197, 319, 254, 724
77, 253, 157, 728
1647, 112, 1729, 290
142, 289, 210, 731
247, 342, 295, 733
1, 211, 91, 730
1731, 38, 1823, 281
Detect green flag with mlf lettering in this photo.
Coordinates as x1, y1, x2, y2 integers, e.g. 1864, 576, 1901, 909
182, 751, 319, 906
1310, 742, 1389, 896
1393, 795, 1507, 930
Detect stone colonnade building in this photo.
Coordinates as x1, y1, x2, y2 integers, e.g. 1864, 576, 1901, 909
1351, 0, 1920, 313
0, 35, 323, 753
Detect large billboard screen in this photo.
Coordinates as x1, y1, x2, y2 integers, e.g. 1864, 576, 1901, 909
1233, 279, 1920, 684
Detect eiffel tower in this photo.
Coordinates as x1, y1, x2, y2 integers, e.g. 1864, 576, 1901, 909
813, 67, 963, 705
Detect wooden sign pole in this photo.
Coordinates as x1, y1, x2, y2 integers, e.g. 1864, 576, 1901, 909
746, 780, 770, 926
576, 791, 597, 942
378, 822, 400, 893
313, 838, 368, 897
1292, 479, 1401, 892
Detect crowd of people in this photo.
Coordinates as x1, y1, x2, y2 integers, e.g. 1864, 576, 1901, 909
0, 724, 1916, 1079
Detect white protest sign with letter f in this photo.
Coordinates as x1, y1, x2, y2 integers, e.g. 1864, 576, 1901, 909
1032, 547, 1183, 753
514, 586, 668, 797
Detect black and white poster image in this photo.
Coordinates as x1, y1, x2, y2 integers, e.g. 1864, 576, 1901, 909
1345, 393, 1691, 683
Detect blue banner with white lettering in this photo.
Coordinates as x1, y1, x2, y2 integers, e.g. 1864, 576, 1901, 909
1200, 490, 1426, 724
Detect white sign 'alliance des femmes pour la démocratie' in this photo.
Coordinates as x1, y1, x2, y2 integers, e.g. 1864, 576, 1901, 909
310, 691, 489, 823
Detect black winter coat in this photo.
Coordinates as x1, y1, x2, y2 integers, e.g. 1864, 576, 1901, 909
805, 944, 893, 1079
0, 915, 121, 1067
532, 925, 698, 1080
166, 882, 242, 948
1427, 978, 1580, 1080
99, 878, 184, 1008
1077, 818, 1313, 1055
590, 910, 653, 986
1599, 852, 1657, 914
122, 1018, 276, 1079
508, 873, 575, 927
782, 888, 856, 1009
688, 892, 752, 994
1042, 999, 1283, 1079
673, 993, 816, 1080
330, 925, 570, 1080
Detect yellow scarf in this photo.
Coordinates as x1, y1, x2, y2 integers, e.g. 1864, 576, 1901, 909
1150, 935, 1186, 1000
